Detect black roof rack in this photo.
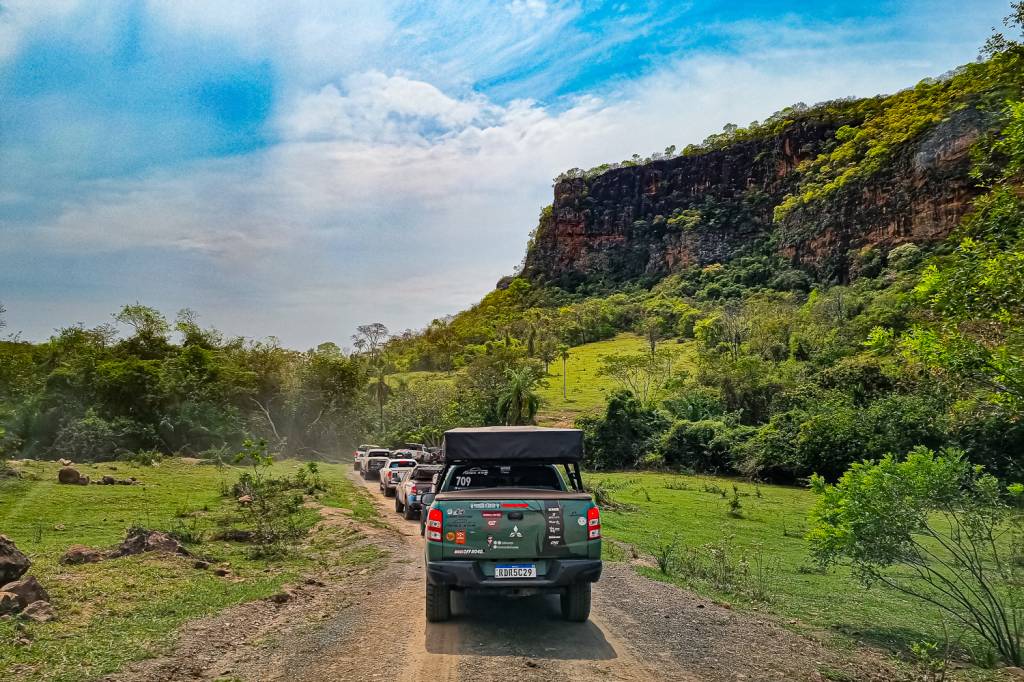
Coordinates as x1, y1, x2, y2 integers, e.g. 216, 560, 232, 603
441, 426, 583, 463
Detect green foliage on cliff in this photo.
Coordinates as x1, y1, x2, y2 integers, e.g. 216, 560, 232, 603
775, 45, 1024, 221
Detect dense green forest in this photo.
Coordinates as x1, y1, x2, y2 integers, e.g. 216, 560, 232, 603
2, 29, 1023, 487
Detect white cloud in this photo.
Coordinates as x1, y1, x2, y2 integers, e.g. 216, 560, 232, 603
0, 0, 82, 61
507, 0, 549, 19
282, 72, 500, 143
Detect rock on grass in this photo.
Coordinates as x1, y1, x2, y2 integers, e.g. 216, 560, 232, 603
0, 535, 30, 584
1, 576, 50, 609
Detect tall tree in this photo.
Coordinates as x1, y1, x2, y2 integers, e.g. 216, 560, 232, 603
497, 366, 540, 425
559, 344, 570, 399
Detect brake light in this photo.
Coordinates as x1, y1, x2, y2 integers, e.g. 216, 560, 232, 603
426, 508, 443, 542
587, 506, 601, 540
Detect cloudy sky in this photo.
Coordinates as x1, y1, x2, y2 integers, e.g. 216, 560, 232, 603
0, 1, 1010, 349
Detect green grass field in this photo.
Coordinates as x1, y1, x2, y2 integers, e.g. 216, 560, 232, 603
537, 333, 696, 425
385, 333, 695, 426
0, 458, 381, 682
588, 471, 1003, 675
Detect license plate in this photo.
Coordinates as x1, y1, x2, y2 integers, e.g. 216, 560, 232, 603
494, 564, 537, 579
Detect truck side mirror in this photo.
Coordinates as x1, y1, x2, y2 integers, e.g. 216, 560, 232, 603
421, 493, 435, 507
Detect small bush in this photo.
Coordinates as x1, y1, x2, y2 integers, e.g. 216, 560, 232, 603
727, 484, 743, 517
225, 439, 318, 558
589, 478, 635, 511
653, 534, 682, 574
670, 535, 778, 602
118, 449, 162, 466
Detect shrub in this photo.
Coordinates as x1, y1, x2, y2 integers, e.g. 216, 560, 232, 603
52, 410, 157, 461
117, 449, 163, 466
671, 535, 778, 602
653, 534, 682, 574
577, 390, 668, 469
809, 447, 1024, 666
228, 439, 316, 558
659, 419, 737, 472
887, 243, 923, 271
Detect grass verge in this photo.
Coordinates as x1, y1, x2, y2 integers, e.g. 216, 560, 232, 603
0, 458, 381, 682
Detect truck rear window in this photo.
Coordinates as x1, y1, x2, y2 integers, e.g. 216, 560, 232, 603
412, 467, 442, 480
445, 465, 564, 491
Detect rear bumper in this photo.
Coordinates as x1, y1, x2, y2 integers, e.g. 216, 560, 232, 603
426, 559, 602, 589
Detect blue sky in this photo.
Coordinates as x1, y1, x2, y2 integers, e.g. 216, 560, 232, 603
0, 0, 1011, 348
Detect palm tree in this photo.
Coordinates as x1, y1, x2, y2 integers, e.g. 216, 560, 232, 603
497, 367, 540, 425
558, 345, 570, 400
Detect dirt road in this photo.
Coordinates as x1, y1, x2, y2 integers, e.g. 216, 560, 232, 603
112, 470, 897, 682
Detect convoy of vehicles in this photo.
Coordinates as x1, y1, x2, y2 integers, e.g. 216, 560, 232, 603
358, 427, 601, 625
378, 457, 417, 496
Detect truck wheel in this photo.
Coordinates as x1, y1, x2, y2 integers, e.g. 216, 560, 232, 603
419, 511, 426, 536
403, 503, 416, 521
426, 583, 451, 622
560, 583, 591, 622
395, 496, 404, 513
384, 486, 395, 497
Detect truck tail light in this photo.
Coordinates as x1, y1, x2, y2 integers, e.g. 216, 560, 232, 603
426, 507, 443, 542
587, 506, 601, 540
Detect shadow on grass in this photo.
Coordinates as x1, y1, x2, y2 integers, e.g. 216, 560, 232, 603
829, 621, 932, 656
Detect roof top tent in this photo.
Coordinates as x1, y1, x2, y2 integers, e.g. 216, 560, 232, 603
440, 426, 585, 491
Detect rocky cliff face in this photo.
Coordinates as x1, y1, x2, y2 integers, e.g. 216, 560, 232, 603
523, 108, 987, 289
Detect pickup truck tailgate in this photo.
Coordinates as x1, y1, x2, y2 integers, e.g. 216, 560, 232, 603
434, 489, 594, 561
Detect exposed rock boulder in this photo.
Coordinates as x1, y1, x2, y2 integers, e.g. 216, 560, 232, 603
1, 576, 49, 609
0, 535, 30, 584
60, 545, 105, 565
58, 458, 73, 466
111, 528, 189, 558
21, 600, 56, 622
0, 591, 20, 615
57, 467, 81, 484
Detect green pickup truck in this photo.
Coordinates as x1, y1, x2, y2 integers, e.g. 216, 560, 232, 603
421, 426, 601, 623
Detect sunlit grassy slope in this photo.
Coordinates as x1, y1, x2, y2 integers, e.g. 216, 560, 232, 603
537, 333, 696, 425
388, 333, 696, 426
